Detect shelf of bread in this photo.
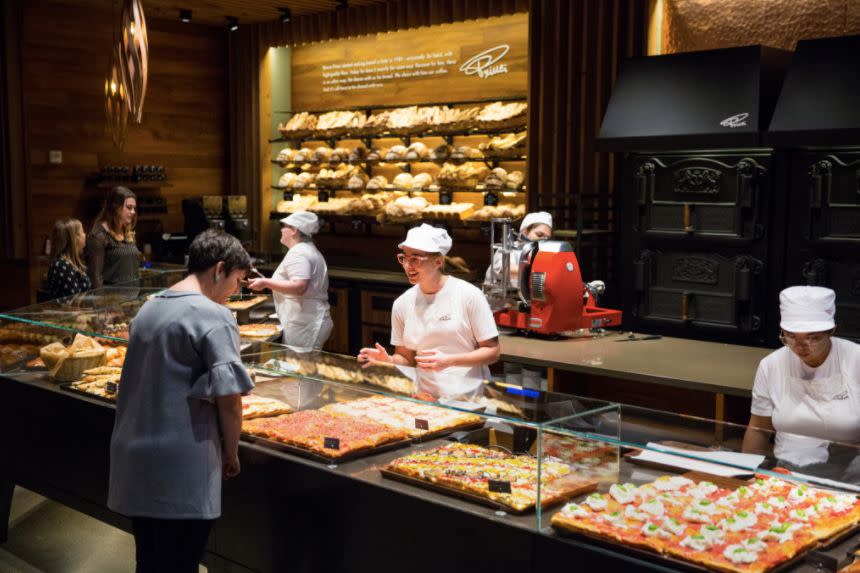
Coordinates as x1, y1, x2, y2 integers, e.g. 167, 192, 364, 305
274, 187, 525, 228
272, 137, 527, 168
275, 165, 524, 195
275, 101, 527, 142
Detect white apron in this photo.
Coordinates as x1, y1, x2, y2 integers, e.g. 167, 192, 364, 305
772, 344, 860, 466
275, 296, 332, 351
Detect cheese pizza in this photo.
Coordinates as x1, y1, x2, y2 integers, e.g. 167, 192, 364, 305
321, 395, 482, 438
241, 394, 293, 419
551, 475, 860, 573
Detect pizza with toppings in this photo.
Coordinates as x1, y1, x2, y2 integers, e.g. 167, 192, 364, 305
551, 474, 860, 573
320, 395, 482, 438
242, 410, 409, 459
383, 442, 595, 513
241, 394, 293, 419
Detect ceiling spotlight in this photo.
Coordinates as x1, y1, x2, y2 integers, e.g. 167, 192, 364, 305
179, 9, 191, 23
279, 7, 292, 23
336, 0, 348, 10
227, 16, 239, 31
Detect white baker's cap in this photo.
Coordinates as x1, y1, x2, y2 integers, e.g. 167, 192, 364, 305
398, 224, 452, 255
281, 211, 320, 236
779, 286, 836, 333
520, 211, 553, 233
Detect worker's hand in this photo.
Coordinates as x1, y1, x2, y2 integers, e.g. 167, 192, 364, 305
222, 453, 240, 479
246, 278, 268, 292
357, 342, 391, 368
415, 349, 453, 371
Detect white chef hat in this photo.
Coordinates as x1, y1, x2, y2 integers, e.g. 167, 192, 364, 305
281, 211, 320, 236
520, 211, 553, 233
398, 224, 452, 255
779, 286, 836, 333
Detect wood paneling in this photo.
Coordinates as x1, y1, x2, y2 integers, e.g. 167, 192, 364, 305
527, 0, 647, 292
47, 0, 390, 26
20, 0, 228, 297
291, 13, 528, 109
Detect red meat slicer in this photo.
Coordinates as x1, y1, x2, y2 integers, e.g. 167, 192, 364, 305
483, 219, 622, 335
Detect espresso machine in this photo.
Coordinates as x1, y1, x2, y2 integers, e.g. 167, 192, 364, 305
225, 195, 252, 249
484, 218, 622, 335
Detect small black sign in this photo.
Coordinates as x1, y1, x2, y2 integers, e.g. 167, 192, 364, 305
414, 418, 430, 431
318, 190, 330, 202
351, 218, 363, 230
804, 550, 841, 572
323, 437, 340, 450
105, 382, 118, 395
488, 479, 512, 494
439, 189, 452, 205
479, 222, 491, 237
282, 190, 294, 201
484, 191, 499, 207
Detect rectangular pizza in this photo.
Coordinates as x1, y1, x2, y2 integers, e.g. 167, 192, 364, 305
241, 394, 293, 420
320, 395, 482, 438
551, 474, 860, 573
384, 442, 593, 512
242, 410, 409, 459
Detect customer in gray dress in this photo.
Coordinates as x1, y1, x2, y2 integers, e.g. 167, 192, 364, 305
108, 230, 254, 573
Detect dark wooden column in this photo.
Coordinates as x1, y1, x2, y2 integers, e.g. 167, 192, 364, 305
527, 0, 647, 288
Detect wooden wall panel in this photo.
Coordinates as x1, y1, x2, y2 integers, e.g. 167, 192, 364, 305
528, 0, 647, 293
20, 0, 228, 297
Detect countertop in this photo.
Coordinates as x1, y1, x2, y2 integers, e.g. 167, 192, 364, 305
499, 332, 773, 397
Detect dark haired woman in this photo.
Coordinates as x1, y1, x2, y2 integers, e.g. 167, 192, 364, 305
85, 186, 140, 287
43, 218, 91, 299
108, 229, 254, 573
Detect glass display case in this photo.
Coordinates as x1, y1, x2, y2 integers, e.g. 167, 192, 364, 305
3, 286, 860, 571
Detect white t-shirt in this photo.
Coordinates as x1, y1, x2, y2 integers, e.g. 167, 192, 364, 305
751, 337, 860, 465
391, 276, 499, 398
273, 242, 329, 304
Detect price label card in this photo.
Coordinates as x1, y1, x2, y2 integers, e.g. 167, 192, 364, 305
282, 190, 294, 201
318, 190, 330, 202
479, 222, 491, 237
439, 189, 452, 205
484, 192, 499, 207
414, 418, 430, 431
105, 382, 118, 395
351, 218, 363, 230
488, 479, 512, 494
323, 437, 340, 450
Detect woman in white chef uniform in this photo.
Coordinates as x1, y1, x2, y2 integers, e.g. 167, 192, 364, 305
484, 211, 553, 286
358, 224, 501, 398
248, 212, 332, 350
742, 286, 860, 471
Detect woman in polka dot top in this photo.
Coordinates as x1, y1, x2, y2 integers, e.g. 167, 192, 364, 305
44, 218, 92, 299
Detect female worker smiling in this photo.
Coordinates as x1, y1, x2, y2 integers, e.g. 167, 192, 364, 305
358, 224, 500, 398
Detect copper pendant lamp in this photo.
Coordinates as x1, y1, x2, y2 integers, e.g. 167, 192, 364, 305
119, 0, 149, 124
105, 1, 128, 149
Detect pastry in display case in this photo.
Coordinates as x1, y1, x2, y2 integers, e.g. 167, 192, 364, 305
238, 323, 282, 340
241, 394, 293, 420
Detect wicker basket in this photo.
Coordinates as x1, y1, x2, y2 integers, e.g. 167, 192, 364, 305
50, 352, 107, 382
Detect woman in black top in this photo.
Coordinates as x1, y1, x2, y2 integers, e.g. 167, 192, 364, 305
44, 218, 92, 299
86, 186, 141, 287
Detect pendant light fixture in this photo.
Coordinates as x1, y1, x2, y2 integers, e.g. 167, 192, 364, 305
119, 0, 149, 124
105, 0, 128, 149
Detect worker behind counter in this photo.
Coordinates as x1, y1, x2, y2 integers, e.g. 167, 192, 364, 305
742, 286, 860, 479
484, 211, 553, 285
357, 224, 501, 399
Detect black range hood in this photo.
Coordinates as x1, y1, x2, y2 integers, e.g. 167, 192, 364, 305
596, 46, 791, 152
767, 34, 860, 147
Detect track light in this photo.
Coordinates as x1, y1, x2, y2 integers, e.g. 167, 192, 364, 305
179, 9, 191, 23
227, 16, 239, 31
279, 7, 291, 23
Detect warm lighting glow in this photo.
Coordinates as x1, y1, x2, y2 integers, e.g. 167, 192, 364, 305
120, 0, 149, 123
105, 42, 128, 149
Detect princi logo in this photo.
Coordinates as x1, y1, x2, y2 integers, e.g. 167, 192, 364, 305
460, 45, 510, 79
720, 113, 749, 128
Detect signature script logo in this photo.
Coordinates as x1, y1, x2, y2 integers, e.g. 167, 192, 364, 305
460, 45, 511, 79
720, 113, 749, 128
